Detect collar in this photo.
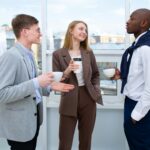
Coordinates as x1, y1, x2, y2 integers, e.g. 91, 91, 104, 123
134, 31, 147, 45
17, 42, 33, 56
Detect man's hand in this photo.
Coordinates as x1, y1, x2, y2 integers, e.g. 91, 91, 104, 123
37, 72, 54, 87
131, 118, 136, 124
111, 68, 121, 80
51, 82, 74, 92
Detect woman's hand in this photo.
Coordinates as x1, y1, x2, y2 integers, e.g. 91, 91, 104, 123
64, 60, 79, 76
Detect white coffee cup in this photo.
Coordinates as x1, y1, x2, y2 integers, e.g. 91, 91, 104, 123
103, 68, 115, 78
73, 58, 82, 74
52, 71, 63, 82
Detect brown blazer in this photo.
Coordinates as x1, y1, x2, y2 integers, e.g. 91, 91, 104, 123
52, 48, 103, 116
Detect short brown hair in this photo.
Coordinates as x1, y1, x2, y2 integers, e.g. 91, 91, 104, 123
12, 14, 38, 38
63, 20, 90, 51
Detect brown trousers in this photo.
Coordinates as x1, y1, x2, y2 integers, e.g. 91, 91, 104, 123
59, 86, 96, 150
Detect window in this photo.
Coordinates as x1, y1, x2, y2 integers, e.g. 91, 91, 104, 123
130, 0, 150, 11
128, 0, 150, 43
47, 0, 125, 51
97, 62, 117, 95
0, 0, 41, 69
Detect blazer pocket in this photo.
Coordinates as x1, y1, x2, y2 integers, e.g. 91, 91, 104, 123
86, 82, 102, 102
24, 95, 31, 98
5, 103, 25, 111
6, 107, 25, 111
93, 85, 101, 93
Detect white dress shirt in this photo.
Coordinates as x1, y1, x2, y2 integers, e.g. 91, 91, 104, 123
123, 32, 150, 121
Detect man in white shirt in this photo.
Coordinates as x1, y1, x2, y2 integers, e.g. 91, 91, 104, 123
114, 8, 150, 150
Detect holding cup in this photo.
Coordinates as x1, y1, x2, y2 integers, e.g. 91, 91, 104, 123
73, 58, 82, 74
52, 71, 63, 82
103, 68, 115, 78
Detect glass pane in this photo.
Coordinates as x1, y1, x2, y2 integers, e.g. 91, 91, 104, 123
0, 0, 41, 70
130, 0, 150, 11
47, 0, 125, 51
97, 62, 117, 96
52, 62, 118, 96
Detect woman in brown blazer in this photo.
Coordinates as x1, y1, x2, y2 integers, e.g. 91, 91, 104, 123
52, 20, 103, 150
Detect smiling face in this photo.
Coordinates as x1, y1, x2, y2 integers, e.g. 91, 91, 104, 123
70, 22, 87, 42
63, 20, 89, 50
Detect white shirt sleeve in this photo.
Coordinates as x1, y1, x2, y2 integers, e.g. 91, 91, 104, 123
131, 46, 150, 121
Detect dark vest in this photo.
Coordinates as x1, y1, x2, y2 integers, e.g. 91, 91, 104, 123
120, 30, 150, 93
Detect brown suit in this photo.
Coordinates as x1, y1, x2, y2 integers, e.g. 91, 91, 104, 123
52, 48, 103, 150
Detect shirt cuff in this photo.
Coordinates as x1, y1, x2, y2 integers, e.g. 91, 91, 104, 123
32, 78, 40, 89
131, 110, 144, 121
47, 86, 52, 92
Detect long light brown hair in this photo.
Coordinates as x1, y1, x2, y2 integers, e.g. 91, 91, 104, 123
63, 20, 90, 51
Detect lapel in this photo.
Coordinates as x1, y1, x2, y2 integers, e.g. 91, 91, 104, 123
61, 48, 71, 66
32, 56, 38, 76
81, 49, 90, 80
15, 43, 33, 79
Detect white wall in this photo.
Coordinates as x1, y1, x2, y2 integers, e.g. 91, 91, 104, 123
47, 107, 128, 150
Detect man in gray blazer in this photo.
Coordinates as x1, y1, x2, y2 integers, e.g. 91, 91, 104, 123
0, 14, 74, 150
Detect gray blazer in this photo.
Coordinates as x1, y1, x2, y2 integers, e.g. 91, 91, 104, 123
0, 43, 49, 142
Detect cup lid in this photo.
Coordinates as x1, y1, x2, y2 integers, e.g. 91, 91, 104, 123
73, 58, 82, 61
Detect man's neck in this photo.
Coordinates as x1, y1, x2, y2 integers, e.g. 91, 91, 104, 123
134, 31, 147, 44
134, 29, 149, 39
17, 38, 32, 50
